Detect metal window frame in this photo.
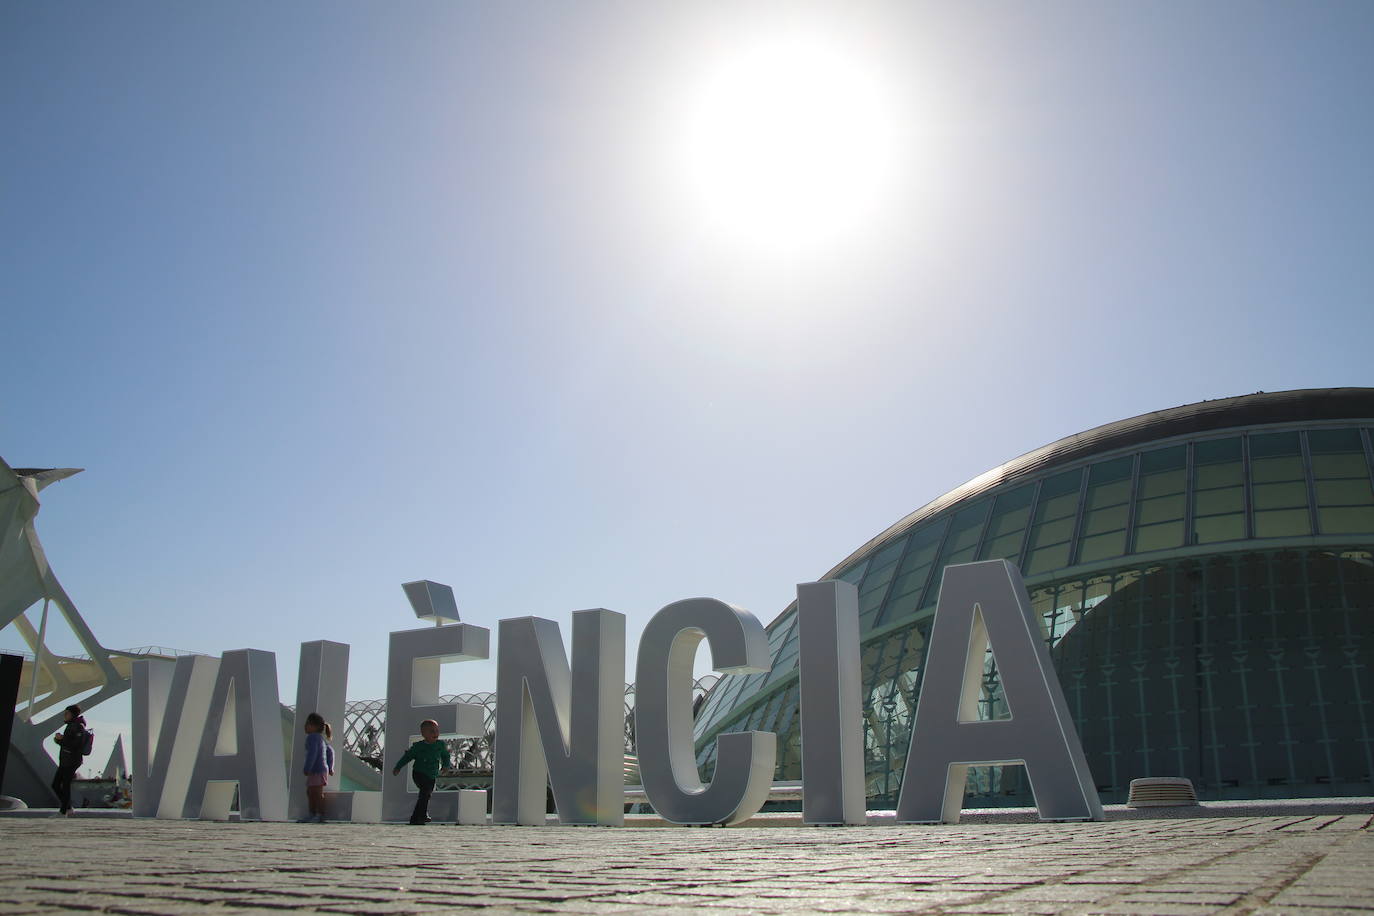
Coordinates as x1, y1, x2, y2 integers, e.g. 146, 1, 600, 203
1067, 465, 1093, 566
1242, 433, 1255, 540
970, 489, 1004, 562
1014, 478, 1045, 573
1364, 427, 1374, 505
1123, 451, 1144, 554
1300, 430, 1321, 536
1183, 441, 1196, 547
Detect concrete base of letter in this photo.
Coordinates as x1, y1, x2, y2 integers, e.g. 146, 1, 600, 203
458, 789, 487, 825
327, 790, 381, 823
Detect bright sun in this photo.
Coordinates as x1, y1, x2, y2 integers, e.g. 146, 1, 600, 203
673, 30, 900, 257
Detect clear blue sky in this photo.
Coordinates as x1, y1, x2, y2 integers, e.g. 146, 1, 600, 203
3, 2, 1372, 762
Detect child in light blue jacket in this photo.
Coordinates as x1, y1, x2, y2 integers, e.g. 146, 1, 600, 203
299, 712, 332, 823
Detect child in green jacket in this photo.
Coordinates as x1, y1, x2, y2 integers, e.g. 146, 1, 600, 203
392, 719, 451, 825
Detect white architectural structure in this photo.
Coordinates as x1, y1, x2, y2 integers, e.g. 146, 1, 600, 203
0, 458, 184, 804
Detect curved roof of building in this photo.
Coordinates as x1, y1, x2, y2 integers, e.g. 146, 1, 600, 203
814, 387, 1374, 593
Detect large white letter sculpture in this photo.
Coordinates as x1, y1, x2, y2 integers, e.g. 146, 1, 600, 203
289, 641, 377, 822
896, 560, 1103, 824
492, 609, 625, 825
797, 580, 866, 825
130, 657, 174, 818
383, 586, 490, 823
132, 654, 219, 818
181, 648, 288, 821
634, 598, 774, 826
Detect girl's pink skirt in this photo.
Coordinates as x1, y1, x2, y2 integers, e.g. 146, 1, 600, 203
306, 772, 328, 788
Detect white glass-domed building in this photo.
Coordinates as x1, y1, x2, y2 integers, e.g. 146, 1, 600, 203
692, 389, 1374, 805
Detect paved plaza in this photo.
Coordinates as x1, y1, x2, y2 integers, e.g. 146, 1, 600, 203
0, 806, 1370, 915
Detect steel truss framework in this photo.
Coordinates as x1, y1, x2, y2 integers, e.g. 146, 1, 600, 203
332, 676, 720, 783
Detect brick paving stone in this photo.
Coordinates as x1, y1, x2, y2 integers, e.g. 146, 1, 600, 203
1115, 891, 1247, 905
1087, 905, 1223, 915
1263, 897, 1374, 910
1000, 883, 1111, 899
314, 904, 450, 915
808, 903, 931, 915
940, 907, 1067, 915
665, 884, 781, 897
553, 902, 679, 914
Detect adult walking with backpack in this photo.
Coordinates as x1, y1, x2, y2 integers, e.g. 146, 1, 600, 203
51, 704, 91, 816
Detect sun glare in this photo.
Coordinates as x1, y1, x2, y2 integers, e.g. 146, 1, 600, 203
673, 30, 900, 258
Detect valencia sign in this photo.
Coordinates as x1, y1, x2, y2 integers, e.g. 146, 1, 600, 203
130, 560, 1102, 826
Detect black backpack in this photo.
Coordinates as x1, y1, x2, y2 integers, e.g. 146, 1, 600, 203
79, 727, 94, 757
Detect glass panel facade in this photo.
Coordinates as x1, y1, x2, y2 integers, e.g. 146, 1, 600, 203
700, 620, 791, 733
760, 617, 801, 688
1249, 431, 1311, 537
1309, 428, 1374, 535
877, 519, 947, 628
1192, 437, 1245, 545
774, 684, 802, 779
857, 536, 907, 632
934, 501, 991, 571
1076, 457, 1133, 564
1025, 469, 1083, 575
977, 484, 1035, 563
1131, 445, 1185, 554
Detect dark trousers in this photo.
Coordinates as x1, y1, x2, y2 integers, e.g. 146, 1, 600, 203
409, 771, 435, 824
52, 758, 80, 813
